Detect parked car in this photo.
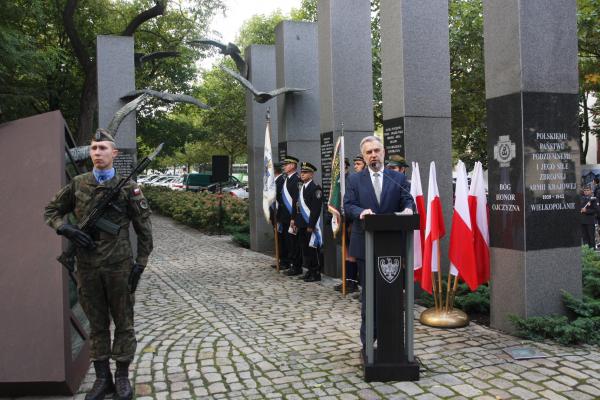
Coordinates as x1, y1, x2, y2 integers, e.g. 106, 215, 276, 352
223, 184, 249, 199
184, 173, 212, 192
169, 176, 185, 191
154, 175, 179, 187
146, 175, 173, 186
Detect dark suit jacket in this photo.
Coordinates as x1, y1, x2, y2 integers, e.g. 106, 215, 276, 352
343, 168, 413, 259
292, 181, 322, 230
276, 172, 300, 224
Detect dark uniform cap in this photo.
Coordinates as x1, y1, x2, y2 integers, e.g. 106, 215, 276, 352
300, 162, 317, 173
387, 154, 409, 168
353, 154, 365, 162
93, 128, 116, 143
282, 155, 299, 165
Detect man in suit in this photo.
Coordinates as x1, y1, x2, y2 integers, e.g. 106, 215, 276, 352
344, 136, 413, 353
271, 163, 284, 269
292, 162, 323, 282
276, 156, 303, 275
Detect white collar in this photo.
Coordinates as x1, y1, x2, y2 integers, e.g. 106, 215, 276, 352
303, 179, 313, 188
368, 167, 383, 177
286, 171, 296, 178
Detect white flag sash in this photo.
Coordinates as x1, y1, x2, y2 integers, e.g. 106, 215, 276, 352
299, 185, 322, 248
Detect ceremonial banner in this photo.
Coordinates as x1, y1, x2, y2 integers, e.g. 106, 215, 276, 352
410, 162, 426, 282
469, 161, 490, 286
449, 160, 478, 290
327, 135, 345, 236
422, 162, 446, 294
262, 118, 276, 223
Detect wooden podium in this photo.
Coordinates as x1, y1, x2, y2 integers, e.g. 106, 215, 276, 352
0, 112, 90, 396
362, 214, 420, 382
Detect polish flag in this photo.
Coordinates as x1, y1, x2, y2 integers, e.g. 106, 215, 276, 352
410, 162, 426, 282
448, 161, 478, 290
421, 162, 446, 294
468, 162, 490, 285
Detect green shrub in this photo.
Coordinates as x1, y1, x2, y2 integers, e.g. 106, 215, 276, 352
509, 246, 600, 345
143, 186, 250, 242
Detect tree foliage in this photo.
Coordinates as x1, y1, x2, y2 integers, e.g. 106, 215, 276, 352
0, 0, 225, 145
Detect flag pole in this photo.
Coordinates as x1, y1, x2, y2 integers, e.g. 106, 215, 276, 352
437, 241, 443, 312
431, 272, 439, 310
266, 107, 279, 272
274, 224, 280, 272
342, 217, 347, 296
444, 271, 452, 312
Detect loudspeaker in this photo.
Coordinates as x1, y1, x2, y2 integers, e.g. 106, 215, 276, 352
211, 155, 229, 183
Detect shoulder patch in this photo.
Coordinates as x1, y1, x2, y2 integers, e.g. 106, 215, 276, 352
139, 198, 149, 209
315, 189, 322, 199
133, 187, 142, 196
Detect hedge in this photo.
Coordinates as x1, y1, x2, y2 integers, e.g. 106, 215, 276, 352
143, 186, 250, 247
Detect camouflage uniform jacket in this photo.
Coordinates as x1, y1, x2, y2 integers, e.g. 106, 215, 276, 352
44, 172, 153, 267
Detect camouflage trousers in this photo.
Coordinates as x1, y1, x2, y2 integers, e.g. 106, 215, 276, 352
77, 259, 136, 362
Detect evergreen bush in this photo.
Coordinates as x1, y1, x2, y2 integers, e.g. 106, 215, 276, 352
509, 246, 600, 345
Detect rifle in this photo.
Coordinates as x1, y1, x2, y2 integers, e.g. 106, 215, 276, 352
57, 143, 164, 282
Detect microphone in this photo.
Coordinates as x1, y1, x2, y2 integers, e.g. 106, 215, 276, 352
369, 166, 415, 211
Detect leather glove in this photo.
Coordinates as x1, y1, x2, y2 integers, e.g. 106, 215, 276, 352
128, 263, 145, 293
57, 224, 94, 249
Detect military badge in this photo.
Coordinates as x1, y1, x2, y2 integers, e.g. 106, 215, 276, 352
139, 199, 149, 209
133, 187, 142, 196
315, 189, 322, 200
378, 256, 401, 284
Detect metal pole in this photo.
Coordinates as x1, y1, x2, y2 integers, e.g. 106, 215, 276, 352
365, 229, 374, 363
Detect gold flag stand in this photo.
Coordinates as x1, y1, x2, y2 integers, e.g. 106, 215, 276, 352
419, 242, 469, 328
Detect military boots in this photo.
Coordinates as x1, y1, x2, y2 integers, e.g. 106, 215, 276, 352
114, 361, 134, 400
85, 360, 114, 400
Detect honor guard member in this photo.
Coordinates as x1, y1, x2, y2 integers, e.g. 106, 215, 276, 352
334, 158, 359, 293
292, 162, 323, 282
276, 155, 303, 275
386, 155, 410, 175
270, 163, 284, 268
44, 129, 153, 400
580, 185, 599, 248
353, 154, 366, 173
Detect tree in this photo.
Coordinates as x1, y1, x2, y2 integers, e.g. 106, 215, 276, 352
577, 0, 600, 162
0, 0, 225, 145
448, 0, 486, 170
195, 63, 246, 167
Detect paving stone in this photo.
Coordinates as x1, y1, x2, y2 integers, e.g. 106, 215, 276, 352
47, 215, 600, 400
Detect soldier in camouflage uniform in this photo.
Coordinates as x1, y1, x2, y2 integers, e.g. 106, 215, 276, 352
44, 129, 153, 400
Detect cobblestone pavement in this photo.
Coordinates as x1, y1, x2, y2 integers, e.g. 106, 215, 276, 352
14, 215, 600, 399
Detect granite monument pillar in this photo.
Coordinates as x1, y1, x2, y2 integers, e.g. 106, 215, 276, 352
318, 0, 374, 277
276, 21, 321, 183
97, 35, 137, 176
483, 0, 582, 332
246, 45, 279, 253
380, 0, 453, 269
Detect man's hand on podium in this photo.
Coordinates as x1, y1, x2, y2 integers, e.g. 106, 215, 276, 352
396, 209, 414, 216
360, 209, 374, 219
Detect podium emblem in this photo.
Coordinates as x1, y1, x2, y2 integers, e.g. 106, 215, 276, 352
378, 256, 401, 284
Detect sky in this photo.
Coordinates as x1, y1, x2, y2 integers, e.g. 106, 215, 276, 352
199, 0, 303, 70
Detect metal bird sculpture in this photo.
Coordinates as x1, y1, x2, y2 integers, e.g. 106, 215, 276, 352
220, 65, 307, 104
134, 51, 180, 68
121, 89, 210, 110
189, 39, 248, 78
65, 94, 149, 162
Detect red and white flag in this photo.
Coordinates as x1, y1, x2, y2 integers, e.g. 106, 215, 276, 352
448, 160, 478, 290
410, 162, 426, 282
421, 162, 446, 294
468, 162, 490, 286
